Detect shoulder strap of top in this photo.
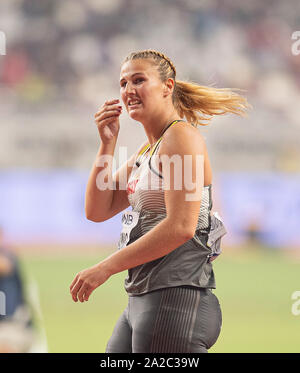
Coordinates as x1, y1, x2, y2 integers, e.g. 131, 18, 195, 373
135, 143, 150, 167
149, 119, 184, 157
138, 143, 150, 157
148, 119, 185, 178
136, 119, 185, 167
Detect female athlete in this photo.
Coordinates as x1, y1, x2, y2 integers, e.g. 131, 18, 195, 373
70, 49, 250, 353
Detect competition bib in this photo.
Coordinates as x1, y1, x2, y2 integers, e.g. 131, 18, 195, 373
118, 210, 140, 250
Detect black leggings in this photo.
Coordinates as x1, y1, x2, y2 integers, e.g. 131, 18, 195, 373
105, 286, 222, 353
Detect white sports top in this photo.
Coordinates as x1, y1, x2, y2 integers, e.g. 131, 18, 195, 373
126, 120, 212, 228
117, 120, 226, 296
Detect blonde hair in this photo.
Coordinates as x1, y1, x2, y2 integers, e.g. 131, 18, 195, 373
122, 49, 251, 126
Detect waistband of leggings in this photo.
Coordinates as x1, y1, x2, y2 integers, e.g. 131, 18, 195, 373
128, 286, 213, 297
177, 285, 212, 292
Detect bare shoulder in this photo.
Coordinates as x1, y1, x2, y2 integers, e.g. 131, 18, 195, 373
137, 140, 149, 153
135, 140, 149, 158
160, 121, 206, 155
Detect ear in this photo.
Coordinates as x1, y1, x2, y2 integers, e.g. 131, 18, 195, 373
163, 78, 175, 97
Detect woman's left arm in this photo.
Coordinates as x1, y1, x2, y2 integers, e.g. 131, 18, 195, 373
70, 123, 205, 302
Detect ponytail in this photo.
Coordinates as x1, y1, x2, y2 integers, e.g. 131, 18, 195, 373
174, 80, 251, 126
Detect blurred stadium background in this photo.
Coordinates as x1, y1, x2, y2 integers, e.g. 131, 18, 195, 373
0, 0, 299, 352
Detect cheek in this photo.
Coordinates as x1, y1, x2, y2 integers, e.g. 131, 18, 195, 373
140, 84, 161, 105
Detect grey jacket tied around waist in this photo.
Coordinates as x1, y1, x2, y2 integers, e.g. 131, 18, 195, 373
206, 212, 227, 263
117, 209, 227, 261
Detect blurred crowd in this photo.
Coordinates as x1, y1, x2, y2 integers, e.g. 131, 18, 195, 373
0, 1, 298, 351
0, 0, 299, 170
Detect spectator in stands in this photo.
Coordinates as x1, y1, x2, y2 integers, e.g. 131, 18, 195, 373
0, 227, 35, 353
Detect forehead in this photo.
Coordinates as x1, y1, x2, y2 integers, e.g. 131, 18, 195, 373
120, 59, 158, 79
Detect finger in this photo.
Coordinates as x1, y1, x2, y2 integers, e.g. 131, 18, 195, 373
69, 274, 79, 292
96, 117, 120, 129
78, 283, 91, 303
95, 109, 122, 121
105, 99, 119, 106
101, 99, 119, 109
70, 278, 83, 302
95, 105, 122, 118
105, 104, 122, 111
95, 113, 121, 126
83, 287, 94, 302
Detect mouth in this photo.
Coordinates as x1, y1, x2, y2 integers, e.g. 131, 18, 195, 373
127, 98, 142, 109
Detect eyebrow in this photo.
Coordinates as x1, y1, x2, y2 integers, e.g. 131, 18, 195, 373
119, 72, 145, 83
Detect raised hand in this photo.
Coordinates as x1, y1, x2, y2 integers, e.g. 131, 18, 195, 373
94, 99, 122, 144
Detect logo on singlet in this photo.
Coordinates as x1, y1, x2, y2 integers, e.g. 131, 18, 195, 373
127, 179, 139, 194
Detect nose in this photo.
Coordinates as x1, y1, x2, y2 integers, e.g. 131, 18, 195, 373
125, 81, 136, 95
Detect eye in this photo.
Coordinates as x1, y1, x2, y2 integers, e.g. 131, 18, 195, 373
120, 81, 126, 88
134, 78, 144, 84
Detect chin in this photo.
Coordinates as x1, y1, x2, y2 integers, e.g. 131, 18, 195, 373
129, 110, 144, 121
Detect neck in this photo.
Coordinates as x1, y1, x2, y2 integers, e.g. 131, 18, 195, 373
140, 107, 181, 147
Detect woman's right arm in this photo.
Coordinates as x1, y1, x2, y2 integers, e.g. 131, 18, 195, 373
85, 99, 147, 222
85, 141, 147, 222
